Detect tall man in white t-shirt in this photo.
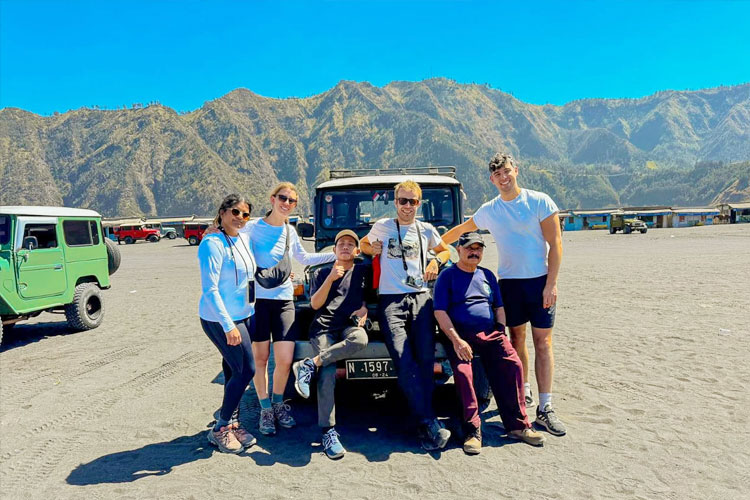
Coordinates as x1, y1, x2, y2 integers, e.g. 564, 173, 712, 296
442, 153, 566, 436
360, 180, 454, 450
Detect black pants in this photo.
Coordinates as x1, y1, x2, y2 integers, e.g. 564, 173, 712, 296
378, 292, 436, 424
200, 316, 256, 422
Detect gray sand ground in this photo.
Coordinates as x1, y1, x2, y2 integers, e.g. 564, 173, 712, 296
1, 224, 749, 499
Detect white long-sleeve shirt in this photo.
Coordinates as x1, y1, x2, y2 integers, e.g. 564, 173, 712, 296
198, 232, 255, 332
241, 218, 335, 300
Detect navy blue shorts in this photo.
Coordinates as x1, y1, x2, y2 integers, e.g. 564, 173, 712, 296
498, 275, 556, 329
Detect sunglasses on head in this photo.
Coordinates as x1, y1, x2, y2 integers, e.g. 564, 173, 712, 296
275, 193, 298, 205
230, 208, 251, 220
397, 197, 420, 206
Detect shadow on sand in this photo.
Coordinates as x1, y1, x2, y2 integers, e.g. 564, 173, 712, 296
66, 432, 214, 485
0, 321, 79, 353
66, 374, 515, 485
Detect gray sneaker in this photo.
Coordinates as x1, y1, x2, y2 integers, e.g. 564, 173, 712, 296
272, 401, 296, 428
322, 428, 346, 460
535, 404, 566, 436
293, 358, 316, 399
421, 419, 451, 451
259, 407, 276, 436
525, 390, 534, 408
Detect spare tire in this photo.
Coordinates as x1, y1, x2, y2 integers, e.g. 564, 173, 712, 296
105, 238, 121, 275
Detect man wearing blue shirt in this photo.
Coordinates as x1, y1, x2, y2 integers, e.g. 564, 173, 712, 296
443, 153, 566, 436
434, 232, 545, 454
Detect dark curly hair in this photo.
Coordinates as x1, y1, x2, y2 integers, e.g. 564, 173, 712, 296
214, 194, 253, 228
488, 152, 516, 171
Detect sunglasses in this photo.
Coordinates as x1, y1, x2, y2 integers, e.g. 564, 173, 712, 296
275, 194, 298, 205
397, 198, 420, 206
230, 208, 251, 220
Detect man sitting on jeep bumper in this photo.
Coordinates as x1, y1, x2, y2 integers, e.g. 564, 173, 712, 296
360, 180, 453, 451
434, 232, 545, 454
292, 230, 370, 459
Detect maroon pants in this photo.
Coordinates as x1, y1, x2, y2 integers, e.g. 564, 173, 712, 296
447, 329, 530, 433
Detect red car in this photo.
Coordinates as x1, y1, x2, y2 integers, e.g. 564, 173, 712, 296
114, 224, 160, 244
184, 223, 209, 246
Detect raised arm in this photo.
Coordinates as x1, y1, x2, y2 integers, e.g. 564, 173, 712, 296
540, 212, 562, 309
441, 217, 478, 245
290, 228, 336, 266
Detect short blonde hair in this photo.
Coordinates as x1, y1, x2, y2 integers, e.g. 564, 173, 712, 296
394, 180, 422, 200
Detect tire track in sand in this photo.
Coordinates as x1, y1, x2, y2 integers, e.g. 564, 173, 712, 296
0, 350, 211, 488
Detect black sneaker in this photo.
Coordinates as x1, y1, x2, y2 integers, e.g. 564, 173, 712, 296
420, 419, 451, 451
535, 404, 566, 436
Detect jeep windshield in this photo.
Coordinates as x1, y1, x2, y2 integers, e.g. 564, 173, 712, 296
319, 187, 458, 231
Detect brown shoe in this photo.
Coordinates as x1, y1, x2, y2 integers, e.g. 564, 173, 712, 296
463, 427, 482, 455
509, 427, 546, 447
207, 426, 243, 454
231, 421, 257, 448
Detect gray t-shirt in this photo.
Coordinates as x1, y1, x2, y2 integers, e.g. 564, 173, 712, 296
366, 218, 442, 295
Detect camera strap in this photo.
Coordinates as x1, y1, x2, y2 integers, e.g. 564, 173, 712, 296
394, 219, 424, 275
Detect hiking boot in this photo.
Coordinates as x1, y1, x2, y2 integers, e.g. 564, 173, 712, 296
259, 407, 276, 436
536, 404, 567, 436
272, 401, 296, 428
463, 427, 482, 455
230, 421, 257, 448
322, 428, 346, 460
293, 358, 316, 399
207, 426, 243, 454
509, 427, 546, 446
420, 419, 451, 451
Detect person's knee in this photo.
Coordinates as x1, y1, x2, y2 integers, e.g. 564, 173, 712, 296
510, 325, 526, 342
350, 328, 368, 350
532, 330, 553, 355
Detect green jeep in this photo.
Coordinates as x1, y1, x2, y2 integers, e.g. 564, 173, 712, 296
610, 213, 648, 234
0, 206, 121, 344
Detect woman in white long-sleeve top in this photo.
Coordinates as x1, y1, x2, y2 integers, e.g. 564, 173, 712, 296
241, 182, 335, 436
198, 194, 258, 454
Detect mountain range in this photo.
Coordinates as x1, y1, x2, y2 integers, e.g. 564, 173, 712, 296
1, 78, 749, 216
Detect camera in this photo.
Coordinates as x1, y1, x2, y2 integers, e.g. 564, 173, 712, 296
403, 275, 424, 290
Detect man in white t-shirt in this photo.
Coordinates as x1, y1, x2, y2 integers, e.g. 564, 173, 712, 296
360, 180, 454, 451
443, 153, 566, 436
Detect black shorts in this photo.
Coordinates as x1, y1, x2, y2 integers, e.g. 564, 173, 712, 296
499, 275, 556, 329
251, 299, 299, 342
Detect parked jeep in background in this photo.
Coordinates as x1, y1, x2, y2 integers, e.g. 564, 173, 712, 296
610, 213, 648, 234
144, 223, 177, 240
0, 206, 120, 344
291, 167, 484, 389
184, 223, 209, 246
114, 223, 161, 244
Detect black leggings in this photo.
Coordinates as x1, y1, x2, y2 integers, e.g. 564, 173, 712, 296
200, 316, 256, 422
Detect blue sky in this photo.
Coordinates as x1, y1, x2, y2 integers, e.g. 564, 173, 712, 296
2, 0, 749, 115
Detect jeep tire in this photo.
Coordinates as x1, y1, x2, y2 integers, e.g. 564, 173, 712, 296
188, 236, 199, 246
609, 226, 616, 234
105, 239, 121, 275
623, 226, 632, 234
167, 232, 177, 240
65, 283, 104, 331
124, 236, 135, 244
147, 234, 160, 243
640, 228, 648, 234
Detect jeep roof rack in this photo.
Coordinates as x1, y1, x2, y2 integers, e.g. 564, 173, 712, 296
329, 166, 456, 179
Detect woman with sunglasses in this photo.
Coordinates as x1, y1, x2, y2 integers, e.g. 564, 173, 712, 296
240, 182, 335, 436
198, 194, 258, 454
